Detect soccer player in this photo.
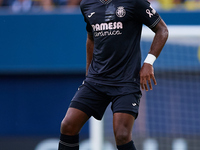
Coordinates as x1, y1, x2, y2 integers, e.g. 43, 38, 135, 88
58, 0, 168, 149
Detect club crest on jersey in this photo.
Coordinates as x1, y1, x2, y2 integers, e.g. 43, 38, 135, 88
116, 6, 126, 18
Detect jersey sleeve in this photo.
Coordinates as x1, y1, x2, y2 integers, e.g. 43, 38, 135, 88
134, 0, 161, 29
80, 8, 93, 34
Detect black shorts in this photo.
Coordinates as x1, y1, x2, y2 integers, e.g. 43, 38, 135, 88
70, 80, 142, 120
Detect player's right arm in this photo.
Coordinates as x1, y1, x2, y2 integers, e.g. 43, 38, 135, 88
80, 4, 94, 76
86, 33, 94, 76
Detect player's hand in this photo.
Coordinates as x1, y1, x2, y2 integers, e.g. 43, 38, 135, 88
140, 63, 157, 91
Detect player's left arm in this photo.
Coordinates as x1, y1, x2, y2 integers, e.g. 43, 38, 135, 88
140, 19, 168, 91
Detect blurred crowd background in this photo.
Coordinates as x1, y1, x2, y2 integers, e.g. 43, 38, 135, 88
0, 0, 199, 13
0, 0, 82, 12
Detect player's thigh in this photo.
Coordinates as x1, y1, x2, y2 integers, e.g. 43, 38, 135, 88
61, 107, 90, 135
113, 113, 135, 145
113, 112, 135, 135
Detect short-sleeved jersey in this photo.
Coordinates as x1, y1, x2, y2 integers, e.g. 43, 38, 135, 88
80, 0, 161, 90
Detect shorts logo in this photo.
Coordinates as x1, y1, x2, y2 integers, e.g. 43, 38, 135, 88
132, 103, 137, 107
116, 6, 126, 18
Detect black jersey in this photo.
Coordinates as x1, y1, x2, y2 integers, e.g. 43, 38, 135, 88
80, 0, 161, 89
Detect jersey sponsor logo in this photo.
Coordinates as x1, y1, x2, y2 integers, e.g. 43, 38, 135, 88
88, 12, 95, 18
116, 6, 126, 18
92, 22, 123, 31
92, 22, 123, 37
94, 30, 122, 37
